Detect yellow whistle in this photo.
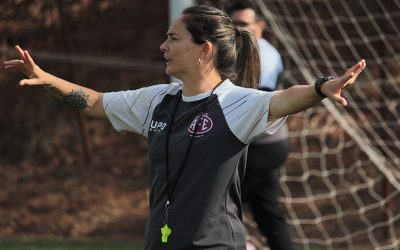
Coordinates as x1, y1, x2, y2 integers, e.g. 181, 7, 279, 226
161, 224, 172, 243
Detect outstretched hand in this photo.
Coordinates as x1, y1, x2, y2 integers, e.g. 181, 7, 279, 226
3, 45, 48, 86
321, 59, 366, 106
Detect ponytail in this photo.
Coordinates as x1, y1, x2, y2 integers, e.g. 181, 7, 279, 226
182, 5, 260, 89
235, 28, 260, 89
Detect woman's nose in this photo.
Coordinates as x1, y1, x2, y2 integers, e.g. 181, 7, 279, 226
160, 40, 168, 52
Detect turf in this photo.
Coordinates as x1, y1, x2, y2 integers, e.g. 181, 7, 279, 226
0, 238, 143, 250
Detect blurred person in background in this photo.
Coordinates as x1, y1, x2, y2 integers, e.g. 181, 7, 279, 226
229, 1, 293, 249
3, 4, 365, 250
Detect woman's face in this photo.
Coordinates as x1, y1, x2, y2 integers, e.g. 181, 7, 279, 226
160, 16, 203, 79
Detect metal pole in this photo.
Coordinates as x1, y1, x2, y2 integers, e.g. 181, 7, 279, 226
168, 0, 194, 83
169, 0, 194, 24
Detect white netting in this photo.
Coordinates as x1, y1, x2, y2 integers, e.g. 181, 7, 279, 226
250, 0, 400, 249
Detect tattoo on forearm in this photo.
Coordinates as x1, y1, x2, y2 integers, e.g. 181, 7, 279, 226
62, 89, 90, 110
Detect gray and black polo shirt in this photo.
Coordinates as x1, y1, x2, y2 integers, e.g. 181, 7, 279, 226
103, 79, 285, 249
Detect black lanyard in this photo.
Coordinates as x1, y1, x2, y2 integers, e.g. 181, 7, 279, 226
161, 81, 223, 243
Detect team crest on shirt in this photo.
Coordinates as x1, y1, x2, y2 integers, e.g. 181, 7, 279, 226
188, 113, 213, 137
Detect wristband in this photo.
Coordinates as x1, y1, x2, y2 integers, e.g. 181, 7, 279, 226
314, 76, 334, 98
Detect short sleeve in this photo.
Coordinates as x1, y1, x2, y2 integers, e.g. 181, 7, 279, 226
217, 82, 286, 144
103, 83, 180, 136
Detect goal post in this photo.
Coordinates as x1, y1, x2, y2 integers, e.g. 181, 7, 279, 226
252, 0, 400, 249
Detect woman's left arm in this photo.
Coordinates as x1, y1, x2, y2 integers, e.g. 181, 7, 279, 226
268, 59, 366, 120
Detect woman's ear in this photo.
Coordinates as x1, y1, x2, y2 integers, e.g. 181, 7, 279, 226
201, 41, 214, 63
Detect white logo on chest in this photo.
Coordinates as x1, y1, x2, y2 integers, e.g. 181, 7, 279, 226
150, 120, 167, 132
188, 113, 213, 135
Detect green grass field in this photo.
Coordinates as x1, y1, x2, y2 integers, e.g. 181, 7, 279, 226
0, 239, 143, 250
0, 239, 368, 250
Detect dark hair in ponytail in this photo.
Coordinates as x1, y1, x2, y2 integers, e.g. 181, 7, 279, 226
235, 28, 260, 88
182, 5, 260, 89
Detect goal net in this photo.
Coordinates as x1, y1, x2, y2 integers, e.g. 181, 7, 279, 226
249, 0, 400, 249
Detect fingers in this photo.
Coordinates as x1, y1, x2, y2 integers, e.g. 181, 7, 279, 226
19, 78, 43, 86
344, 72, 355, 83
348, 59, 363, 71
9, 45, 36, 78
3, 59, 24, 69
15, 45, 27, 62
15, 45, 35, 67
334, 96, 347, 106
2, 45, 29, 70
8, 45, 36, 68
335, 72, 354, 89
346, 59, 366, 75
354, 59, 366, 76
350, 59, 366, 78
24, 50, 36, 65
331, 71, 355, 107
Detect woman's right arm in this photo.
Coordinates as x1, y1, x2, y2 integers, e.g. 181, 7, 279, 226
3, 45, 106, 118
